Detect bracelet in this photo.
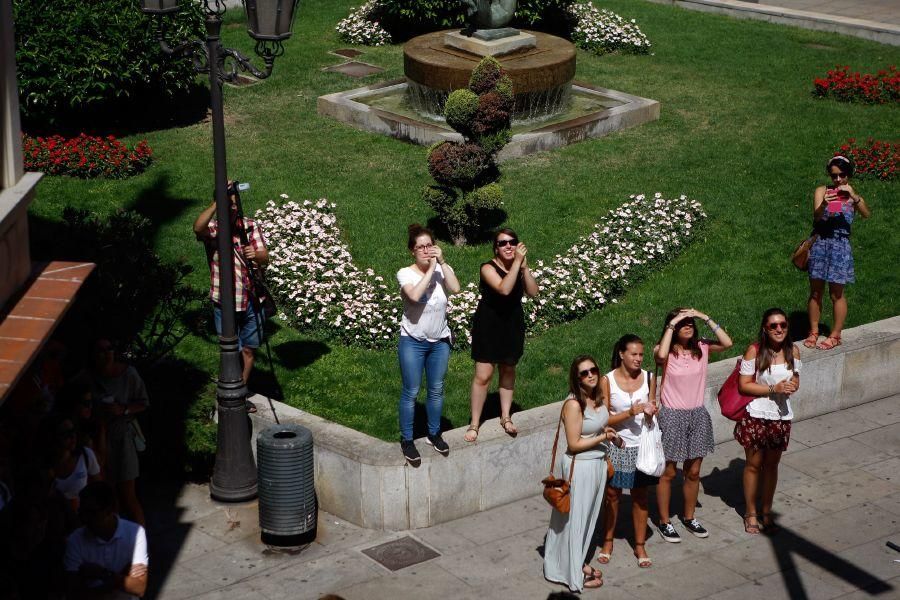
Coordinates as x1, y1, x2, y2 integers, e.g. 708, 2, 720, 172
768, 384, 775, 395
666, 324, 676, 331
438, 260, 447, 266
711, 324, 721, 333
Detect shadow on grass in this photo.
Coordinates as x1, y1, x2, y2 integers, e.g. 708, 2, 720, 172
701, 457, 893, 599
788, 310, 832, 343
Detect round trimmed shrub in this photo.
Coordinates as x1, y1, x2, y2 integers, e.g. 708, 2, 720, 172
427, 142, 490, 190
473, 92, 512, 137
469, 56, 505, 95
469, 182, 504, 210
444, 89, 479, 134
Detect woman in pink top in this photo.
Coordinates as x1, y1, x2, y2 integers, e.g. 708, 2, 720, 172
653, 308, 732, 543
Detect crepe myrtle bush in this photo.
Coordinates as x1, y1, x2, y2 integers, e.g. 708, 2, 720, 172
423, 57, 513, 245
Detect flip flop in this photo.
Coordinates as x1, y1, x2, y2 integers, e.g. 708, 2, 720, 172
500, 416, 518, 437
816, 335, 841, 351
596, 539, 614, 564
744, 514, 761, 535
464, 425, 479, 443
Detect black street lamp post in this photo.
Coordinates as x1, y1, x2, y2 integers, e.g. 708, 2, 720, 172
139, 0, 299, 502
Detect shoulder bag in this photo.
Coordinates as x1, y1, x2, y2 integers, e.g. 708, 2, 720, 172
541, 403, 575, 513
791, 232, 818, 271
717, 344, 757, 421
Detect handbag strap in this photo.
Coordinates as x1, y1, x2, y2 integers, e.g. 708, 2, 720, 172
548, 401, 576, 485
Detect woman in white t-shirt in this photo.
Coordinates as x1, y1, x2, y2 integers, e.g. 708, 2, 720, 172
48, 417, 102, 511
396, 224, 460, 465
736, 308, 801, 535
598, 334, 658, 568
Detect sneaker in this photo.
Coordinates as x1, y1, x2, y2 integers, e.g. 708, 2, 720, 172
680, 517, 710, 538
657, 521, 682, 543
400, 439, 421, 466
425, 433, 450, 456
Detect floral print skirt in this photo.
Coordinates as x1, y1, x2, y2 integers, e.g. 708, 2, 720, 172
734, 415, 792, 452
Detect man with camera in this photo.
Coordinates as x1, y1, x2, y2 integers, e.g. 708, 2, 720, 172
193, 181, 269, 405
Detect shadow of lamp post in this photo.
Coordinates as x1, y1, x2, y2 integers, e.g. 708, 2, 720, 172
138, 0, 300, 503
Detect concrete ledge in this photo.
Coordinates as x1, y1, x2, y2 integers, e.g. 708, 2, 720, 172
645, 0, 900, 46
250, 315, 900, 530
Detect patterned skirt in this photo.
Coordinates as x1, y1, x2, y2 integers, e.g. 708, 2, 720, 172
608, 445, 659, 489
808, 236, 854, 284
734, 415, 792, 451
658, 405, 715, 463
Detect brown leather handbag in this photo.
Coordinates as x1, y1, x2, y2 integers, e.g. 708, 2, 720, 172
791, 233, 818, 271
542, 405, 575, 513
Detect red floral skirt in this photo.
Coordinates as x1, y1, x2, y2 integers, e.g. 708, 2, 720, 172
733, 415, 792, 451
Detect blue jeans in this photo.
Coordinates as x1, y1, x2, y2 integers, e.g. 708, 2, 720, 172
213, 302, 264, 349
398, 336, 451, 441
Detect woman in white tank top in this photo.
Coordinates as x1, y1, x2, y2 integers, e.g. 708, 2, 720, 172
597, 334, 658, 568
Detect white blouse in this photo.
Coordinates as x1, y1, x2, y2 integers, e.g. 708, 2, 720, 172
605, 370, 651, 447
739, 359, 802, 421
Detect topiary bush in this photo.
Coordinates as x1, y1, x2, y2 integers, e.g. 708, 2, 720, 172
423, 57, 513, 245
13, 0, 205, 132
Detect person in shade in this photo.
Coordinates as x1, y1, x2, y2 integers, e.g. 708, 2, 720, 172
597, 334, 658, 568
396, 224, 460, 466
464, 228, 539, 442
805, 155, 871, 351
543, 355, 619, 592
653, 307, 732, 543
65, 481, 148, 599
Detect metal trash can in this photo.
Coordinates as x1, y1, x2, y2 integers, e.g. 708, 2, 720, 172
257, 423, 317, 546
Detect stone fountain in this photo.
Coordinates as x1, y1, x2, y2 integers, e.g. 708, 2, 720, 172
318, 1, 659, 160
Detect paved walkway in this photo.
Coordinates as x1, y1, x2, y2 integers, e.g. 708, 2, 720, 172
145, 396, 900, 599
759, 0, 900, 26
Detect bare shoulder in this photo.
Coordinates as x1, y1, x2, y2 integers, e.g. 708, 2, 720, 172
792, 345, 801, 359
743, 344, 759, 360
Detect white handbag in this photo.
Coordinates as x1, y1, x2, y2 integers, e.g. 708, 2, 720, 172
636, 418, 665, 477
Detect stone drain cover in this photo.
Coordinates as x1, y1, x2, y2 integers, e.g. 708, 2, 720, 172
361, 536, 440, 571
322, 61, 384, 78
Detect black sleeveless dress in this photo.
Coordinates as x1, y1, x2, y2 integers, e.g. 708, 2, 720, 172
470, 260, 526, 365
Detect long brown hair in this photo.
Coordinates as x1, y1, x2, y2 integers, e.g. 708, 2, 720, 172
755, 308, 795, 373
661, 307, 701, 360
568, 354, 602, 412
610, 334, 643, 370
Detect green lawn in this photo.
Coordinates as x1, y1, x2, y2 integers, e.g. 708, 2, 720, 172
29, 0, 900, 443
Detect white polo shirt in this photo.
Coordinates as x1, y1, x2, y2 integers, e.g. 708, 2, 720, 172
64, 517, 149, 600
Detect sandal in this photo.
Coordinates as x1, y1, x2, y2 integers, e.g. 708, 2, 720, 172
803, 331, 819, 349
633, 542, 652, 568
499, 416, 518, 437
464, 425, 479, 443
816, 335, 841, 351
583, 566, 603, 589
761, 513, 781, 535
743, 514, 761, 535
596, 539, 614, 564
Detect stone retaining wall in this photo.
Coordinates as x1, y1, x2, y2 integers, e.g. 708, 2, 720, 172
249, 315, 900, 530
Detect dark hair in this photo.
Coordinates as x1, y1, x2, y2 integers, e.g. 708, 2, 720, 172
492, 228, 518, 255
567, 354, 601, 413
79, 481, 117, 513
611, 334, 643, 370
407, 223, 434, 250
661, 307, 702, 360
827, 155, 854, 178
755, 308, 795, 374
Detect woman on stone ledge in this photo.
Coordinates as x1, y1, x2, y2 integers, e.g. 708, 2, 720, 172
543, 354, 618, 592
464, 228, 538, 442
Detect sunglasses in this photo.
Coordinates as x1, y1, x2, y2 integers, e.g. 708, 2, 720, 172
766, 322, 788, 331
496, 238, 518, 248
579, 366, 599, 378
829, 171, 848, 180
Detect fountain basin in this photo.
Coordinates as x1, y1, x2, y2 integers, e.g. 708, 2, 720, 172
404, 30, 575, 120
317, 79, 660, 162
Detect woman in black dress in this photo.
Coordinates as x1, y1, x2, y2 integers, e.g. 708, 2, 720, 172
464, 228, 539, 442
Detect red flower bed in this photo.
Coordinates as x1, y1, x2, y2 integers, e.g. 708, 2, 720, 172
813, 65, 900, 104
836, 138, 899, 181
22, 133, 153, 179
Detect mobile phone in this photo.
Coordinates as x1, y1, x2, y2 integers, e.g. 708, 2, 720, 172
237, 182, 250, 192
826, 200, 843, 213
